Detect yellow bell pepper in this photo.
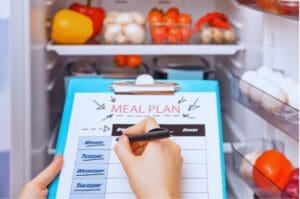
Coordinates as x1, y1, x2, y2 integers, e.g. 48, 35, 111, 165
51, 9, 93, 44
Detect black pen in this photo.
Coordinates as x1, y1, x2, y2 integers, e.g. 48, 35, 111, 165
116, 128, 174, 143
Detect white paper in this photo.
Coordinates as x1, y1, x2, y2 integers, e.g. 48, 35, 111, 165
56, 93, 224, 199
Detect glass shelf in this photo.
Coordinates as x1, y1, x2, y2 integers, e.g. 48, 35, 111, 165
231, 70, 299, 141
46, 42, 245, 56
231, 139, 291, 198
235, 0, 299, 21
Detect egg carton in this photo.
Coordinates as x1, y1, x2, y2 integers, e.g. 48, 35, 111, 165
231, 70, 299, 141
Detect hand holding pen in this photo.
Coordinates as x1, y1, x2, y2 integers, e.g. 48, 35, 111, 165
114, 117, 183, 199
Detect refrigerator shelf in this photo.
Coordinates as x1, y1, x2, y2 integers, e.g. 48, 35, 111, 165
46, 42, 245, 56
232, 71, 299, 141
231, 139, 292, 198
234, 0, 299, 21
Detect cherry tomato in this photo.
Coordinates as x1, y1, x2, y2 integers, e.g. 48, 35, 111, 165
114, 55, 127, 67
148, 9, 164, 24
126, 55, 142, 68
178, 13, 192, 24
180, 26, 192, 43
151, 25, 167, 44
168, 26, 181, 44
166, 7, 180, 18
163, 15, 178, 27
253, 150, 293, 191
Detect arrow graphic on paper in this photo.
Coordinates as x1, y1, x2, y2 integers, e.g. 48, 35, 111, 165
110, 96, 116, 103
101, 114, 114, 121
178, 96, 187, 104
188, 98, 200, 112
93, 100, 105, 110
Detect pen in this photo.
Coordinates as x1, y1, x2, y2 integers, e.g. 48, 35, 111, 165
116, 128, 174, 143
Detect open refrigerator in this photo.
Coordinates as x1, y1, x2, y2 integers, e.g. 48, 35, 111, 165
8, 0, 299, 198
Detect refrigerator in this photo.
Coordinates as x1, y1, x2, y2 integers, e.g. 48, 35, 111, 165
6, 0, 299, 198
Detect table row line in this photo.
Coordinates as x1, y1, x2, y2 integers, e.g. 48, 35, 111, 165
70, 178, 208, 194
73, 163, 208, 179
75, 149, 207, 164
77, 136, 207, 150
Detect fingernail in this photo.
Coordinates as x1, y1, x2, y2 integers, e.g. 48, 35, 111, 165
52, 154, 60, 162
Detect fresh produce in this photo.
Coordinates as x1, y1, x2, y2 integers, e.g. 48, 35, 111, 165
277, 0, 299, 17
283, 170, 299, 198
127, 55, 143, 68
51, 9, 93, 44
253, 149, 293, 190
194, 12, 236, 44
239, 150, 261, 180
69, 0, 105, 38
281, 168, 299, 199
148, 7, 192, 44
113, 55, 142, 68
103, 11, 146, 44
114, 55, 127, 67
256, 0, 278, 13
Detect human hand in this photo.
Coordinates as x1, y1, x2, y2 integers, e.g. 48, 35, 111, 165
114, 117, 183, 199
19, 155, 63, 199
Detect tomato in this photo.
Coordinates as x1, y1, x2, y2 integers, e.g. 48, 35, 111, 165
166, 7, 180, 18
127, 55, 142, 68
151, 25, 167, 44
167, 26, 181, 44
178, 13, 192, 24
180, 26, 192, 43
163, 15, 178, 27
253, 150, 293, 191
114, 55, 127, 67
148, 9, 164, 24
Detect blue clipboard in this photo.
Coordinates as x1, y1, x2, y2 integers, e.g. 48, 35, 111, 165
48, 77, 227, 199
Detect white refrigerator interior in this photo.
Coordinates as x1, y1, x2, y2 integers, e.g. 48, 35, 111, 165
8, 0, 299, 198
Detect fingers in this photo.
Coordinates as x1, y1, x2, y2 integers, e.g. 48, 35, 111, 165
123, 117, 159, 135
32, 155, 63, 188
114, 135, 137, 169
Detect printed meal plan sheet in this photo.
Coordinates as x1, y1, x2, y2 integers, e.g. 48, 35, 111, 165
51, 92, 225, 199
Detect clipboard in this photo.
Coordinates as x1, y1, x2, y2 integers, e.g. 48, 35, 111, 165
48, 75, 227, 199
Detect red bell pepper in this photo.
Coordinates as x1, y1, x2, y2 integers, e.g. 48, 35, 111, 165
193, 12, 229, 32
208, 18, 231, 29
70, 0, 105, 38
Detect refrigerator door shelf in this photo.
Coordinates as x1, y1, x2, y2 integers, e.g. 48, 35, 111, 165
234, 0, 299, 21
46, 41, 245, 56
231, 139, 297, 199
231, 70, 299, 141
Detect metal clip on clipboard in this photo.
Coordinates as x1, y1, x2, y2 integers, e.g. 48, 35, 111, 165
111, 74, 180, 95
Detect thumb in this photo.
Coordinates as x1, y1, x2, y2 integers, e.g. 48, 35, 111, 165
114, 135, 136, 169
32, 154, 63, 188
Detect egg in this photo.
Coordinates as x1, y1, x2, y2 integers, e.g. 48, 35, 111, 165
200, 27, 213, 44
212, 28, 223, 44
261, 83, 287, 112
240, 70, 257, 97
223, 29, 236, 44
249, 75, 269, 104
268, 71, 284, 86
239, 150, 261, 180
257, 67, 274, 78
286, 83, 299, 109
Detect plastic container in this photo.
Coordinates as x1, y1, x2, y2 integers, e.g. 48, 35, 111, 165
277, 0, 299, 17
232, 70, 299, 140
232, 139, 288, 198
150, 23, 192, 44
256, 0, 278, 13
